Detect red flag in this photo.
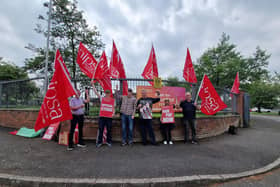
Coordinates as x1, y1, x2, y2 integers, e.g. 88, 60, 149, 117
142, 45, 159, 86
34, 50, 76, 131
76, 42, 99, 79
198, 75, 227, 115
183, 48, 197, 83
110, 41, 128, 95
96, 51, 112, 95
54, 50, 71, 77
231, 72, 240, 94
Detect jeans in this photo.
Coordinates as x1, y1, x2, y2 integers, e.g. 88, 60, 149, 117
97, 117, 112, 144
160, 123, 174, 142
121, 114, 134, 144
183, 119, 197, 142
69, 114, 84, 147
139, 119, 156, 144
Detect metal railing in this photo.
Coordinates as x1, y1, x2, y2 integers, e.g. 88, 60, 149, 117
0, 77, 238, 117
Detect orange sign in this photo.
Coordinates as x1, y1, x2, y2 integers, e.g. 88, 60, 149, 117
136, 86, 186, 112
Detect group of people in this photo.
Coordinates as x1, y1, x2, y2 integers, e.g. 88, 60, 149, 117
67, 87, 200, 151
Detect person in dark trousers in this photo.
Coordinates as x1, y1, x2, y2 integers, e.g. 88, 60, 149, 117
120, 88, 137, 146
93, 87, 115, 148
179, 92, 201, 144
160, 99, 175, 145
137, 89, 160, 145
68, 89, 90, 151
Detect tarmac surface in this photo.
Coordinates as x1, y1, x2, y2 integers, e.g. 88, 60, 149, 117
211, 167, 280, 187
0, 115, 279, 179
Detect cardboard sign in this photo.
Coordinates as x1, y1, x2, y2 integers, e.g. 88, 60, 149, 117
161, 106, 175, 123
42, 122, 60, 140
153, 77, 162, 89
58, 125, 79, 146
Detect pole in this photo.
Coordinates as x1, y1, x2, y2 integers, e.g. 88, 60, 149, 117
43, 0, 52, 95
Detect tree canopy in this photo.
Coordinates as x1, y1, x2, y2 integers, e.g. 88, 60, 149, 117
195, 33, 270, 89
24, 0, 104, 85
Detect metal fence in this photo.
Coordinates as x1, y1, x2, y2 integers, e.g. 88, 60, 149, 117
0, 77, 238, 117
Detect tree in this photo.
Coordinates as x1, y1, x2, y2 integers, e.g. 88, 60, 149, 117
24, 0, 104, 87
164, 77, 191, 89
248, 81, 280, 112
0, 58, 28, 80
0, 58, 40, 106
195, 33, 270, 89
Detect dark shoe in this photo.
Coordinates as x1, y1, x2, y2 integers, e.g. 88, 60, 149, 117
128, 141, 133, 146
77, 143, 87, 148
96, 143, 102, 148
67, 145, 74, 151
151, 142, 159, 146
142, 142, 147, 146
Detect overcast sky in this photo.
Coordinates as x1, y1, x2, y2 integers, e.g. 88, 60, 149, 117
0, 0, 279, 79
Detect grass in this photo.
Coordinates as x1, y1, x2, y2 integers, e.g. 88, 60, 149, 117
250, 112, 280, 116
0, 106, 238, 118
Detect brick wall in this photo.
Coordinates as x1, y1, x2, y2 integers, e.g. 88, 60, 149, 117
0, 109, 240, 142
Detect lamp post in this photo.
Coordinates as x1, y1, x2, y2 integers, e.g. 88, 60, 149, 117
43, 0, 52, 95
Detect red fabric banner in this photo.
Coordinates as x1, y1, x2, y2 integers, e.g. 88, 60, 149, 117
183, 48, 197, 83
198, 75, 227, 115
161, 106, 175, 123
99, 97, 115, 118
97, 51, 113, 95
142, 45, 159, 86
76, 42, 98, 79
34, 50, 76, 131
231, 72, 240, 94
110, 41, 128, 95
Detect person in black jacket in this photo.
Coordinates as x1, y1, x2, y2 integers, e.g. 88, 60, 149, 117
137, 89, 160, 145
179, 92, 200, 144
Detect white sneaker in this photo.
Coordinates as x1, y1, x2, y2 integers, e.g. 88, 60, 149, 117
163, 141, 167, 145
169, 141, 173, 145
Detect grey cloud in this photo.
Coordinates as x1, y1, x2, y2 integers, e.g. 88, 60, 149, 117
0, 0, 279, 77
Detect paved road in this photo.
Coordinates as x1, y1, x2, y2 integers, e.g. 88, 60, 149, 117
210, 167, 280, 187
0, 115, 279, 179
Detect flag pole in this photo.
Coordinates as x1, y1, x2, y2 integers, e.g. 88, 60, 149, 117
90, 59, 102, 96
194, 74, 205, 103
43, 0, 52, 95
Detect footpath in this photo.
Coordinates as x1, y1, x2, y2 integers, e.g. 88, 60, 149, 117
0, 115, 279, 186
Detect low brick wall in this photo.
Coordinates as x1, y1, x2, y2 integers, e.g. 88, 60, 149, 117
0, 109, 38, 129
0, 109, 240, 142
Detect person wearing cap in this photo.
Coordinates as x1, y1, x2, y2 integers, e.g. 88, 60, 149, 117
136, 89, 160, 145
120, 88, 137, 146
93, 87, 115, 148
68, 89, 90, 151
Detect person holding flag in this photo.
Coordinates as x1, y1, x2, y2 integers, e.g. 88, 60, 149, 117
160, 99, 175, 145
179, 92, 201, 144
93, 87, 115, 148
68, 88, 90, 151
137, 89, 160, 145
